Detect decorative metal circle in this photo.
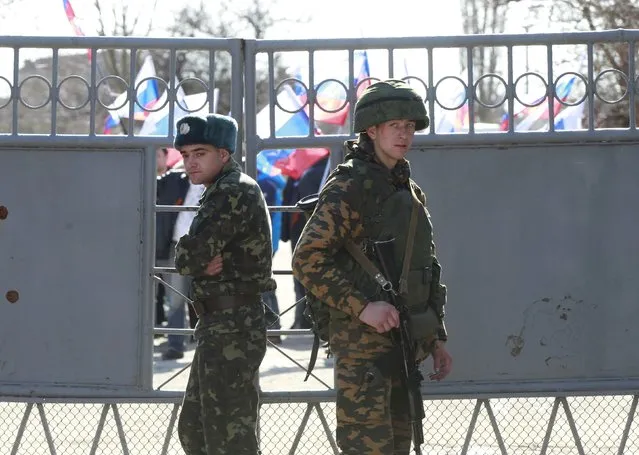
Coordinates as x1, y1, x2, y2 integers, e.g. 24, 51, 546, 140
5, 290, 19, 304
554, 72, 588, 107
18, 75, 52, 109
434, 76, 468, 110
594, 68, 628, 105
132, 76, 170, 113
472, 73, 508, 109
355, 76, 381, 97
97, 75, 129, 110
0, 205, 7, 220
513, 72, 548, 108
314, 78, 348, 114
275, 78, 309, 114
0, 76, 12, 109
57, 75, 91, 111
174, 78, 210, 113
400, 76, 428, 101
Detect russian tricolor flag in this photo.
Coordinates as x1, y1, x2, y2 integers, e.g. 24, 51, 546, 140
256, 85, 329, 180
500, 76, 577, 132
103, 56, 160, 133
62, 0, 93, 61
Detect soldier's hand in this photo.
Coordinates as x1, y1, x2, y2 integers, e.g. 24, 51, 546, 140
205, 254, 223, 276
429, 341, 452, 381
359, 301, 400, 333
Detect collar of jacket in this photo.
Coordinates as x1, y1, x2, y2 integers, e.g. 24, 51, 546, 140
199, 158, 241, 202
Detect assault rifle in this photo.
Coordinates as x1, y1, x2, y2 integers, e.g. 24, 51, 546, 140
372, 238, 425, 455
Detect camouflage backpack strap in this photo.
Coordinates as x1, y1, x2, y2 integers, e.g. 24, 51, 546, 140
295, 193, 330, 382
398, 181, 422, 295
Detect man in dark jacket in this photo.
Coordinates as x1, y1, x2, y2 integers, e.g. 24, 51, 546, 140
156, 154, 202, 360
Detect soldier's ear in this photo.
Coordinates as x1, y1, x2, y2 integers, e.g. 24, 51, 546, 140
366, 125, 377, 140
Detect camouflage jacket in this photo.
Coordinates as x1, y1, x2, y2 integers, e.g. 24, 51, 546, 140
174, 159, 277, 300
292, 139, 446, 329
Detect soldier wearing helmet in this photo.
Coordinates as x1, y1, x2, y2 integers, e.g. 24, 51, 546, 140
292, 79, 452, 454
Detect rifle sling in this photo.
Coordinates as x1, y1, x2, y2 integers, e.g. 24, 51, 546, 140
344, 241, 393, 291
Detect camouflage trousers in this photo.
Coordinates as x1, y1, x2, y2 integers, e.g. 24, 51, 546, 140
334, 351, 413, 455
178, 304, 267, 455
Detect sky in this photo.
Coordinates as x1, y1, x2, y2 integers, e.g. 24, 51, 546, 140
0, 0, 569, 103
0, 0, 466, 95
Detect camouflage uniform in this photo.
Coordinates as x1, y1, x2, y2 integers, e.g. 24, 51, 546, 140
292, 80, 447, 455
175, 158, 276, 455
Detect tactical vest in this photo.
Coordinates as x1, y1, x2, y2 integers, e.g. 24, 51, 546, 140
328, 165, 437, 324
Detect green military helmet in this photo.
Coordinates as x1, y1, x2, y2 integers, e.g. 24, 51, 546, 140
353, 79, 429, 133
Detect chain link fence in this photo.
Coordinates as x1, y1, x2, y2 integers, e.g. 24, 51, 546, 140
2, 395, 638, 454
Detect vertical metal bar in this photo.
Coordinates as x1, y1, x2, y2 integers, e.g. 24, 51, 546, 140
466, 46, 475, 134
127, 48, 138, 137
89, 404, 110, 455
244, 40, 258, 180
111, 404, 131, 455
50, 48, 59, 136
546, 45, 555, 131
388, 48, 394, 78
160, 403, 180, 455
618, 395, 638, 455
540, 397, 561, 455
315, 403, 340, 455
10, 403, 33, 455
231, 39, 245, 161
629, 40, 636, 129
209, 49, 216, 113
587, 42, 595, 131
347, 48, 354, 136
427, 47, 435, 135
507, 45, 515, 133
288, 403, 314, 455
268, 50, 276, 140
11, 46, 19, 135
559, 398, 585, 455
36, 403, 58, 455
482, 400, 508, 455
168, 48, 177, 139
89, 43, 98, 136
139, 145, 156, 390
461, 399, 482, 455
308, 50, 316, 127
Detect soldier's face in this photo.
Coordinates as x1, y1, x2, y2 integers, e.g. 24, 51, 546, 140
179, 144, 230, 186
367, 119, 416, 169
367, 120, 415, 169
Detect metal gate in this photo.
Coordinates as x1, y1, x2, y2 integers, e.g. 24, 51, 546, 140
1, 30, 638, 454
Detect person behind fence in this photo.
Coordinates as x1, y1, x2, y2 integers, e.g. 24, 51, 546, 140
173, 113, 276, 455
156, 148, 205, 360
292, 79, 453, 455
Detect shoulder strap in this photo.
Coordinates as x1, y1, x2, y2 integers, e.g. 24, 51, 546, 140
398, 181, 421, 295
344, 241, 393, 292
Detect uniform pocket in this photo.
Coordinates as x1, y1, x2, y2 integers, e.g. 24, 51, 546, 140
336, 359, 390, 425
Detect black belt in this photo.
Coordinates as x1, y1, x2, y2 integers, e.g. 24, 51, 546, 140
191, 295, 260, 316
